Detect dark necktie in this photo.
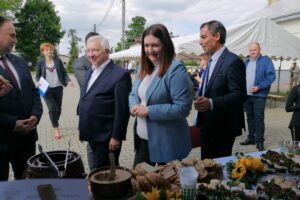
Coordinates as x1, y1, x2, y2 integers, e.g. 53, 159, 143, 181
0, 56, 19, 90
201, 58, 212, 96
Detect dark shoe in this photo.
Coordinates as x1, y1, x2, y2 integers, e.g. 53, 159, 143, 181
240, 139, 255, 145
257, 142, 265, 151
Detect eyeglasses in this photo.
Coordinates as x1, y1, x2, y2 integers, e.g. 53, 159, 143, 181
86, 49, 102, 54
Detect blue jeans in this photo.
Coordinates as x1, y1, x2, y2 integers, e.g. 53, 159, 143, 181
244, 96, 267, 143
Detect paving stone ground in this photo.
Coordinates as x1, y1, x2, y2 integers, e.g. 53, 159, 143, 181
9, 74, 292, 179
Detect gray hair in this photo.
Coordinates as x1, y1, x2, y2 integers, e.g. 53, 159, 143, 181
87, 35, 110, 51
200, 20, 226, 44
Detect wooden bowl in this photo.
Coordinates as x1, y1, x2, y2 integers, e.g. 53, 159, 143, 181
88, 166, 132, 199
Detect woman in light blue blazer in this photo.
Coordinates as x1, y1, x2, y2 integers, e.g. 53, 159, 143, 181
129, 24, 193, 166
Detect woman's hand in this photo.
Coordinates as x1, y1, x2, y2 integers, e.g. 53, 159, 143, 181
130, 104, 149, 117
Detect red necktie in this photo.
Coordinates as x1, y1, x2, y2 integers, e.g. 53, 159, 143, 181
0, 56, 20, 90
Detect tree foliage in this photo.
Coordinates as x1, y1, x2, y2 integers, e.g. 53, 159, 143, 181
14, 0, 65, 66
0, 0, 23, 18
66, 29, 81, 73
114, 16, 146, 52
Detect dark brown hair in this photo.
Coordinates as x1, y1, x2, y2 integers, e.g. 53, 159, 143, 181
200, 20, 226, 44
140, 24, 175, 78
0, 16, 11, 28
85, 32, 99, 44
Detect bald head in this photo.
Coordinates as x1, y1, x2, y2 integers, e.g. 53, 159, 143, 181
249, 42, 261, 60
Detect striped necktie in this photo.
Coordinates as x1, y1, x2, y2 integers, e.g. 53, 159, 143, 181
0, 56, 19, 90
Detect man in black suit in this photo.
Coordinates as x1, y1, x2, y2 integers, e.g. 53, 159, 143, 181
72, 32, 99, 170
0, 16, 43, 180
195, 20, 246, 159
78, 35, 131, 169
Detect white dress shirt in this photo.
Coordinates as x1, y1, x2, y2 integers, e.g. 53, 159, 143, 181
86, 59, 110, 92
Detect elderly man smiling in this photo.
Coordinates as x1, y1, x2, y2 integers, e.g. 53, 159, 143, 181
78, 35, 132, 169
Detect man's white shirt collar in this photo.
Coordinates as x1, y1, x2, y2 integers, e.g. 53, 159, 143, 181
92, 59, 110, 71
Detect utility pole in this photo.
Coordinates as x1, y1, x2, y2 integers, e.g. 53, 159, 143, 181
94, 24, 97, 32
121, 0, 125, 51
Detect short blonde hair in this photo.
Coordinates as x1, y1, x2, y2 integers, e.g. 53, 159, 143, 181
40, 43, 55, 53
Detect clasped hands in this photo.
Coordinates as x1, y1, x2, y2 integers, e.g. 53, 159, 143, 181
130, 104, 149, 117
14, 115, 38, 134
194, 96, 211, 112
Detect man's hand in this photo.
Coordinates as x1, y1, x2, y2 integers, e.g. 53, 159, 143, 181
0, 75, 12, 97
68, 81, 75, 87
109, 138, 120, 151
24, 115, 38, 133
14, 115, 38, 134
250, 86, 259, 93
130, 104, 149, 117
194, 96, 211, 112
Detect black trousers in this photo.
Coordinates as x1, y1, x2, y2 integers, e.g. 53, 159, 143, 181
88, 140, 122, 170
0, 140, 35, 181
200, 132, 235, 159
291, 126, 300, 141
133, 136, 165, 168
43, 86, 63, 127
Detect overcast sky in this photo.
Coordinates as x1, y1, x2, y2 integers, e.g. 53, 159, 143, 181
50, 0, 268, 55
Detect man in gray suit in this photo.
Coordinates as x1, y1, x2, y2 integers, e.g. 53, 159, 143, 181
72, 32, 99, 170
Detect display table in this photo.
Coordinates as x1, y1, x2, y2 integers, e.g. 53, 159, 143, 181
0, 179, 89, 200
0, 149, 292, 200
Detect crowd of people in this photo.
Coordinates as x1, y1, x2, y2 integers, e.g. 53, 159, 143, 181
1, 14, 297, 181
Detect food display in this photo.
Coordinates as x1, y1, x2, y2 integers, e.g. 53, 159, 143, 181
130, 149, 300, 200
256, 175, 300, 200
131, 158, 223, 194
261, 150, 300, 175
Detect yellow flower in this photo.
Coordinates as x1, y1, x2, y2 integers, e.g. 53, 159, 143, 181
239, 157, 265, 172
143, 187, 160, 200
166, 190, 174, 199
231, 162, 247, 179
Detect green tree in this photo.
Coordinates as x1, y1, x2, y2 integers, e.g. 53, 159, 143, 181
14, 0, 65, 66
114, 16, 146, 52
0, 0, 23, 18
66, 29, 81, 73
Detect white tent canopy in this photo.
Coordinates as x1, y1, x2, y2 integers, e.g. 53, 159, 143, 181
110, 18, 300, 61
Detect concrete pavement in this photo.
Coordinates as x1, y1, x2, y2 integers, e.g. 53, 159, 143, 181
9, 74, 292, 179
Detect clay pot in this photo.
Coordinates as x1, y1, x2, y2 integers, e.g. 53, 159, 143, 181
88, 166, 132, 199
26, 150, 86, 178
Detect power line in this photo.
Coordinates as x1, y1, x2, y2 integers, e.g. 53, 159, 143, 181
97, 0, 115, 28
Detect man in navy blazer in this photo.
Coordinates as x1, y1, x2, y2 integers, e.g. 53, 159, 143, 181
0, 16, 43, 180
78, 35, 131, 169
195, 20, 247, 159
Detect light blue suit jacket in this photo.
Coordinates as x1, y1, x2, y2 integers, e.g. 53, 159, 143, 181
129, 59, 193, 162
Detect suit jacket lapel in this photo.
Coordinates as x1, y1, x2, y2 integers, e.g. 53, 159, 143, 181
146, 75, 161, 105
83, 61, 113, 97
205, 48, 228, 94
81, 68, 92, 98
40, 60, 46, 78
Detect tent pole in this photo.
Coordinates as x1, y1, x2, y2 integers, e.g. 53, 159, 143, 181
277, 57, 282, 93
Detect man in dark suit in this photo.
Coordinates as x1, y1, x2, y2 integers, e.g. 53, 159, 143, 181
0, 16, 43, 180
72, 32, 99, 170
78, 35, 131, 169
195, 20, 247, 159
